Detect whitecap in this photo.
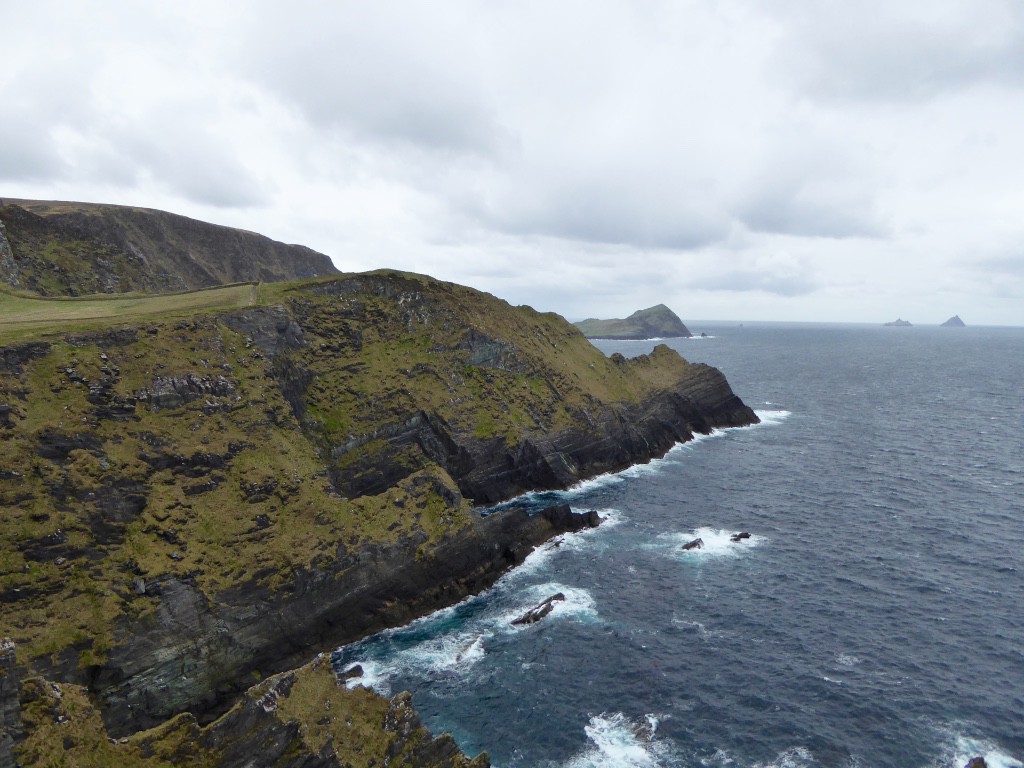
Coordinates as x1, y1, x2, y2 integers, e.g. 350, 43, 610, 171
342, 660, 389, 693
562, 712, 674, 768
670, 527, 765, 559
501, 583, 599, 629
835, 653, 861, 667
752, 746, 816, 768
931, 730, 1024, 768
753, 409, 791, 426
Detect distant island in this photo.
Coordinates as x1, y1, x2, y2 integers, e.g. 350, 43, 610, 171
574, 304, 692, 339
941, 315, 966, 327
884, 318, 912, 327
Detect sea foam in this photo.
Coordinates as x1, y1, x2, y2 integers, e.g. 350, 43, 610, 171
561, 712, 672, 768
669, 527, 765, 559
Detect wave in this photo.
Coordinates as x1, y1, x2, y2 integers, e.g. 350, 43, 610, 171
753, 409, 791, 426
560, 712, 673, 768
501, 583, 600, 628
667, 527, 766, 559
752, 747, 817, 768
928, 726, 1024, 768
484, 413, 775, 513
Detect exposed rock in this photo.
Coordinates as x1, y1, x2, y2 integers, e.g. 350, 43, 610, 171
0, 639, 22, 768
682, 538, 704, 551
575, 304, 692, 339
0, 342, 50, 375
511, 593, 566, 625
0, 216, 16, 289
942, 314, 966, 327
0, 268, 758, 764
730, 532, 751, 542
338, 664, 363, 683
135, 373, 236, 410
965, 758, 987, 768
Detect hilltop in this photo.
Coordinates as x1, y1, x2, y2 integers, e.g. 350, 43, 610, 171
0, 199, 337, 296
574, 304, 692, 339
0, 262, 756, 765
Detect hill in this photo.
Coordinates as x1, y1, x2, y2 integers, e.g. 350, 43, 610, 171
0, 199, 338, 296
0, 268, 756, 765
574, 304, 692, 339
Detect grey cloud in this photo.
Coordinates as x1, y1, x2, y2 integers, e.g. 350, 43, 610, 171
689, 270, 819, 297
740, 194, 885, 240
0, 119, 64, 181
774, 0, 1024, 102
239, 5, 508, 157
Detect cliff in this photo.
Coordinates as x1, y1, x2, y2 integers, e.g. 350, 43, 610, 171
0, 199, 338, 296
0, 270, 756, 764
574, 304, 692, 339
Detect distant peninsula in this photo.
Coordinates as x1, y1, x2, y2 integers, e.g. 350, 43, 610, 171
574, 304, 692, 339
941, 315, 966, 327
884, 318, 912, 327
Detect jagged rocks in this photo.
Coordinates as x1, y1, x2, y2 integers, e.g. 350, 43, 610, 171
511, 593, 566, 625
135, 373, 236, 410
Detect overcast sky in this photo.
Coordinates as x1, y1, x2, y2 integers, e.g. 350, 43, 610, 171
3, 1, 1024, 325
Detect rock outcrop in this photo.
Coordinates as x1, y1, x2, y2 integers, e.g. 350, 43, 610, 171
575, 304, 692, 339
0, 640, 21, 768
0, 199, 338, 296
942, 315, 966, 327
0, 268, 756, 764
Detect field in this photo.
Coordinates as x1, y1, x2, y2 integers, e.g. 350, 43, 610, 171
0, 282, 266, 342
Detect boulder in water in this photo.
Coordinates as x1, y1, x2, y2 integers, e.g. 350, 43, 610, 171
730, 532, 751, 542
339, 664, 363, 682
965, 758, 987, 768
512, 593, 566, 625
682, 538, 704, 551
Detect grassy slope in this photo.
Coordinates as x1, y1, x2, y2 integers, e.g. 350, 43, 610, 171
0, 200, 338, 298
0, 271, 705, 765
1, 271, 696, 662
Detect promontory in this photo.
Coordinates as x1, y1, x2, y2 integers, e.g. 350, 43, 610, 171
0, 201, 757, 767
574, 304, 692, 339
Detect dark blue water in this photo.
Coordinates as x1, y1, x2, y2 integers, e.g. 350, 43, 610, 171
335, 323, 1024, 768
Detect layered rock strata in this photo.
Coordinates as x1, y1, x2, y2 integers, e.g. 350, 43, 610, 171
0, 270, 757, 763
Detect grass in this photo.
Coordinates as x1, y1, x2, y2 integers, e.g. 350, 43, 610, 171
0, 283, 262, 342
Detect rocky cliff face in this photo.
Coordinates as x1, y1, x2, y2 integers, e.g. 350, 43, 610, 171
0, 270, 756, 764
0, 200, 338, 296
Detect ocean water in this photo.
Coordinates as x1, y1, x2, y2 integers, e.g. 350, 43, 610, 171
334, 323, 1024, 768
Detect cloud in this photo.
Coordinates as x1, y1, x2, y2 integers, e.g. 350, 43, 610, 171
2, 1, 1023, 324
774, 0, 1024, 102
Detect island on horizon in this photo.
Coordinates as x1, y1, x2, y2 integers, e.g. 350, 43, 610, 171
574, 304, 692, 339
884, 318, 912, 327
941, 314, 966, 327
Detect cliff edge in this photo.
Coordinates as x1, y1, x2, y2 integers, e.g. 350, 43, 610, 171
0, 270, 756, 764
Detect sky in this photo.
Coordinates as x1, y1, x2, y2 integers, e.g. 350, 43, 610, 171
2, 1, 1023, 326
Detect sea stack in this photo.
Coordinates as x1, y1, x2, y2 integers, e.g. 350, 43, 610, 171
941, 315, 966, 327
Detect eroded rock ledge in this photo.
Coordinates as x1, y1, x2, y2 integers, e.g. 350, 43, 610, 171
1, 271, 757, 765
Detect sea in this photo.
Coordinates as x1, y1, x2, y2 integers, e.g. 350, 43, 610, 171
333, 322, 1024, 768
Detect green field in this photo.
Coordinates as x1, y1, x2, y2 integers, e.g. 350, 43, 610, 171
0, 282, 264, 342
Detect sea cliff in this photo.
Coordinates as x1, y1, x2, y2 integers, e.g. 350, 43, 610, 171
0, 269, 756, 765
